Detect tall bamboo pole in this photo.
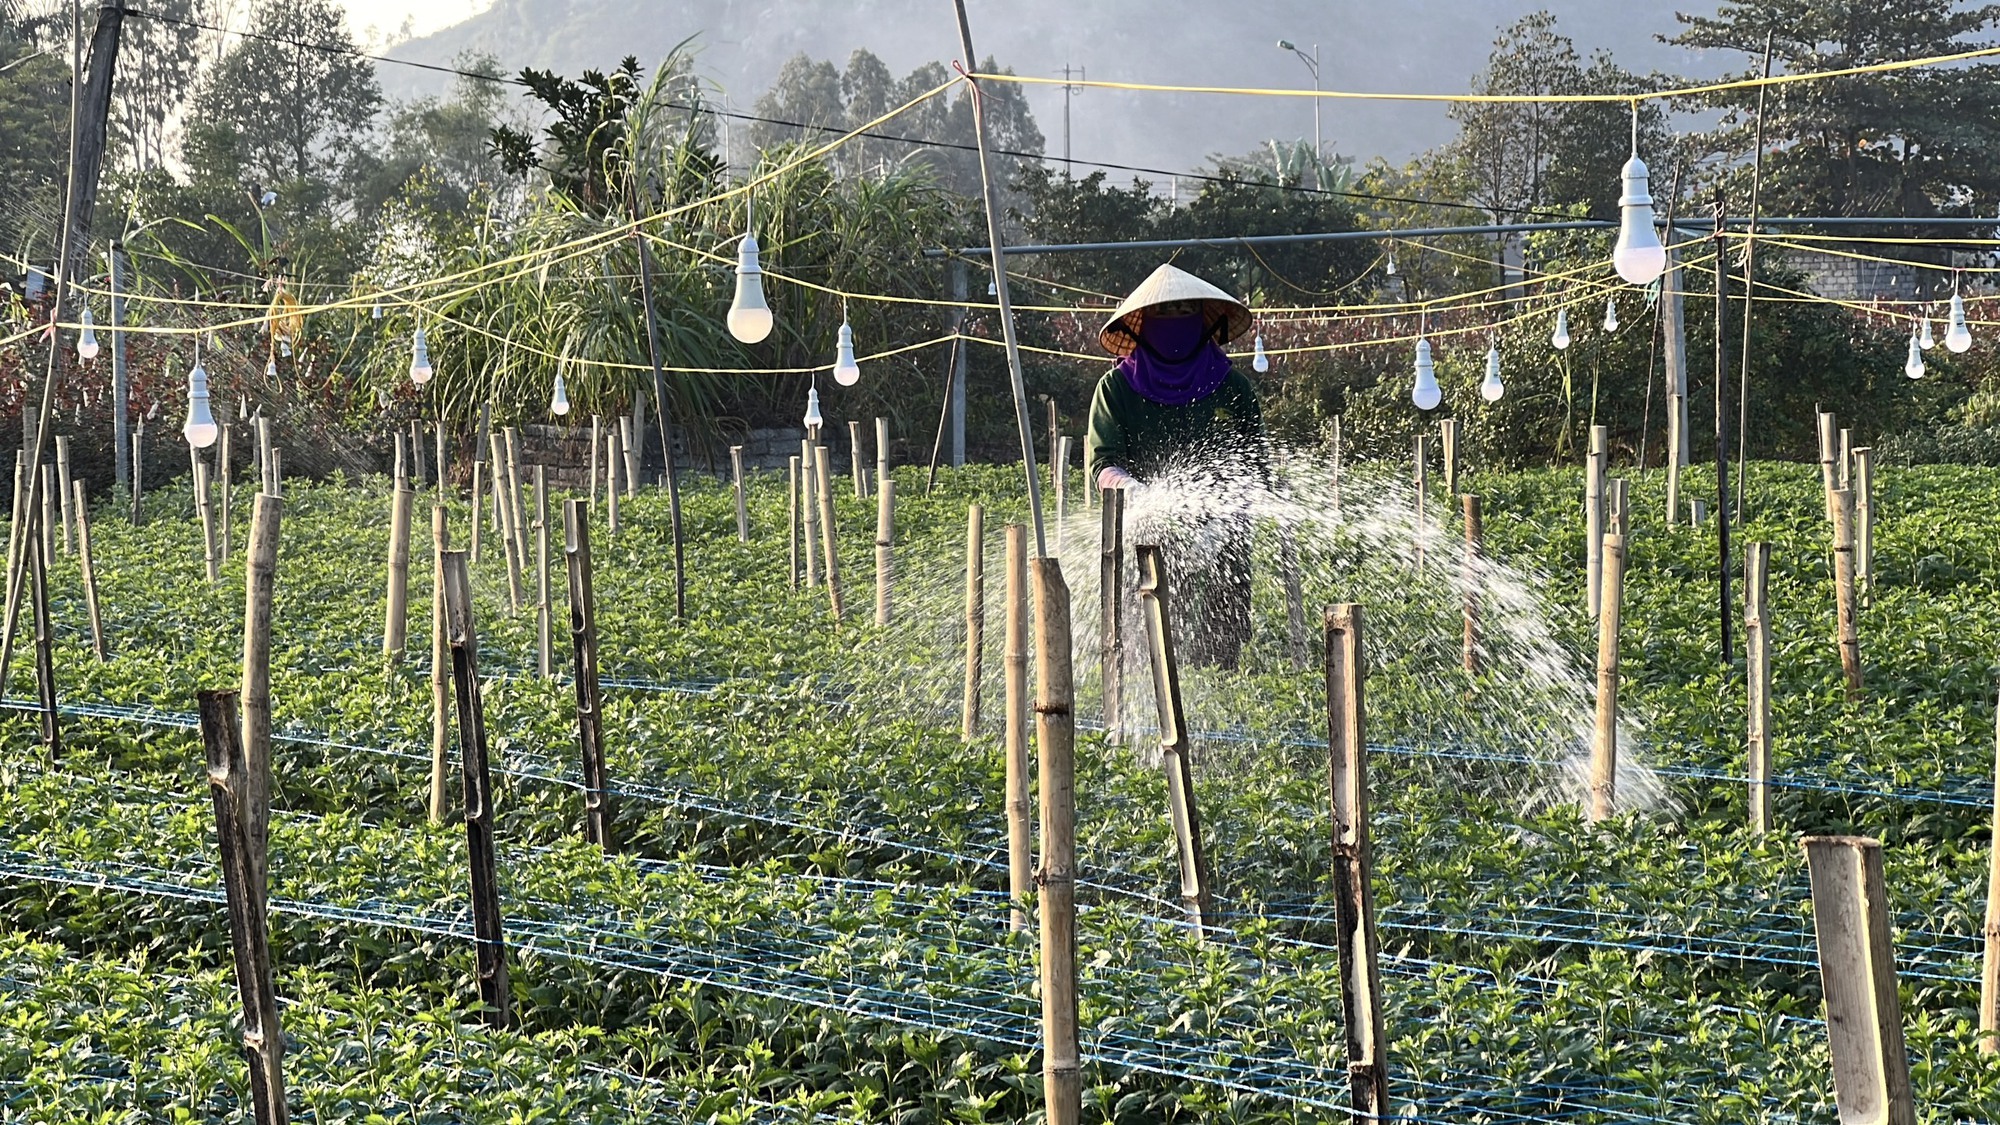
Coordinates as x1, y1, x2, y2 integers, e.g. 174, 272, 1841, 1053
1833, 488, 1862, 699
55, 435, 71, 554
875, 416, 890, 499
1030, 556, 1079, 1125
383, 480, 412, 658
1136, 544, 1213, 934
1984, 684, 2000, 1054
1853, 448, 1874, 608
195, 456, 219, 583
241, 494, 281, 920
1003, 524, 1031, 932
1590, 532, 1626, 823
1586, 425, 1606, 618
962, 504, 984, 741
565, 501, 613, 849
1746, 541, 1772, 835
440, 551, 509, 1029
850, 419, 866, 499
489, 426, 522, 608
535, 465, 551, 679
1325, 603, 1388, 1123
788, 455, 801, 589
800, 440, 819, 588
429, 504, 450, 824
874, 480, 895, 626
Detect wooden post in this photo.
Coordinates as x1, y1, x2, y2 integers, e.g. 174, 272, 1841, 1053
383, 480, 412, 658
73, 482, 104, 661
1030, 556, 1080, 1125
849, 419, 866, 499
535, 465, 552, 679
605, 426, 622, 538
194, 457, 220, 583
55, 435, 71, 554
1590, 533, 1626, 823
218, 420, 232, 563
800, 441, 819, 588
1816, 410, 1839, 521
1586, 425, 1606, 617
194, 690, 289, 1125
1746, 541, 1772, 835
565, 501, 613, 849
241, 494, 281, 916
787, 456, 801, 589
1100, 487, 1125, 745
588, 415, 601, 513
439, 551, 510, 1029
1325, 604, 1389, 1124
1833, 488, 1863, 700
1462, 495, 1482, 676
1983, 685, 2000, 1055
875, 416, 890, 498
430, 505, 450, 824
1135, 544, 1214, 934
1045, 397, 1060, 494
874, 480, 894, 626
1439, 417, 1458, 500
962, 504, 984, 741
1802, 835, 1916, 1125
1003, 524, 1031, 931
815, 445, 845, 620
28, 505, 56, 754
730, 446, 749, 542
1853, 448, 1874, 608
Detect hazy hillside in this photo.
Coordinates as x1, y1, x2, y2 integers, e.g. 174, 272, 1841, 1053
387, 0, 1717, 174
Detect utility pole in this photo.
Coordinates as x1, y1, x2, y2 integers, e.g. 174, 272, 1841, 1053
1058, 65, 1085, 176
1276, 39, 1322, 189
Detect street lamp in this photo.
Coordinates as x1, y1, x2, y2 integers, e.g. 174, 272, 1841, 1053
1276, 39, 1322, 189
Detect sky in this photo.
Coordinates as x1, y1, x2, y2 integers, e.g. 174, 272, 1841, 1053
337, 0, 493, 48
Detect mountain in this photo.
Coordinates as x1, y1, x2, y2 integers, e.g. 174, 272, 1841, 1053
385, 0, 1719, 174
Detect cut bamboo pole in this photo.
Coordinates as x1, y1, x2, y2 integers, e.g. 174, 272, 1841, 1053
1003, 524, 1030, 931
619, 415, 638, 498
1099, 487, 1124, 746
605, 426, 622, 538
1691, 497, 1708, 525
241, 494, 281, 918
1031, 556, 1080, 1125
962, 504, 984, 742
54, 435, 71, 554
1746, 541, 1772, 835
496, 428, 524, 609
1833, 488, 1863, 700
440, 550, 510, 1029
40, 463, 56, 570
565, 501, 613, 849
429, 504, 450, 824
874, 480, 894, 626
487, 426, 519, 603
588, 415, 601, 513
875, 416, 890, 499
1985, 686, 2000, 1054
1853, 447, 1874, 608
1838, 427, 1852, 489
410, 419, 428, 488
849, 419, 866, 498
1462, 495, 1482, 676
731, 445, 749, 541
1590, 532, 1626, 823
815, 445, 845, 620
787, 455, 801, 589
504, 427, 529, 566
535, 465, 551, 679
434, 424, 446, 498
256, 415, 272, 496
195, 456, 219, 583
1325, 603, 1389, 1124
219, 420, 233, 563
383, 481, 413, 658
1135, 543, 1214, 935
1586, 425, 1606, 617
28, 502, 55, 754
268, 449, 282, 498
468, 461, 484, 565
194, 690, 289, 1125
1439, 417, 1458, 501
1054, 435, 1069, 552
800, 441, 819, 588
1607, 478, 1628, 538
1816, 409, 1839, 521
1802, 835, 1916, 1125
131, 425, 144, 524
73, 482, 104, 661
0, 459, 19, 682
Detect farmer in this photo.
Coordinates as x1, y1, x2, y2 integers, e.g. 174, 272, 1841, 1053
1086, 263, 1268, 669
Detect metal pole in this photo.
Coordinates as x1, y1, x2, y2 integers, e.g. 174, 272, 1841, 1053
952, 0, 1047, 556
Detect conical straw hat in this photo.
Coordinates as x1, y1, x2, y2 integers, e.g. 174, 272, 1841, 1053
1099, 263, 1252, 357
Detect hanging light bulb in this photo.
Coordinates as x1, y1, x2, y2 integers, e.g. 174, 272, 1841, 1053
1252, 333, 1269, 373
1612, 152, 1668, 285
1481, 345, 1505, 402
803, 383, 823, 430
987, 276, 998, 296
409, 328, 434, 385
1385, 252, 1398, 277
550, 372, 571, 416
1947, 290, 1973, 353
76, 307, 99, 361
265, 358, 278, 379
1919, 309, 1935, 350
832, 321, 861, 386
182, 350, 218, 449
1905, 328, 1927, 379
371, 303, 383, 320
1551, 307, 1572, 350
727, 229, 774, 344
1603, 296, 1620, 333
278, 338, 291, 358
1411, 337, 1441, 411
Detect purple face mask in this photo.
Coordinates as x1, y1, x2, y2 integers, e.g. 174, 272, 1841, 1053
1117, 311, 1232, 406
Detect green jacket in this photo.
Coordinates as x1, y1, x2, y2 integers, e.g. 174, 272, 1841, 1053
1085, 366, 1265, 483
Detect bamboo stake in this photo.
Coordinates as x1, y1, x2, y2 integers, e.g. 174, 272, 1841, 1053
535, 465, 551, 679
1030, 555, 1080, 1125
1325, 603, 1389, 1123
40, 463, 56, 570
618, 415, 638, 499
429, 504, 450, 824
1462, 495, 1482, 676
565, 501, 613, 849
241, 494, 281, 919
1136, 543, 1214, 934
875, 416, 890, 499
1439, 417, 1458, 501
874, 480, 894, 626
849, 419, 866, 498
1833, 487, 1863, 700
195, 456, 219, 583
788, 455, 801, 589
962, 503, 984, 741
1838, 427, 1852, 489
131, 425, 143, 524
1802, 835, 1916, 1125
55, 435, 71, 554
1607, 478, 1629, 539
383, 480, 412, 658
504, 427, 529, 566
493, 427, 524, 609
1100, 487, 1124, 746
605, 426, 622, 538
219, 419, 232, 563
1853, 448, 1874, 608
800, 441, 819, 588
0, 459, 19, 682
1003, 524, 1030, 930
256, 415, 272, 496
195, 690, 289, 1125
1586, 425, 1606, 617
268, 449, 281, 499
588, 415, 601, 513
1590, 532, 1626, 823
468, 461, 484, 565
28, 503, 55, 754
434, 424, 446, 498
731, 445, 749, 541
1746, 541, 1772, 835
1054, 435, 1069, 553
1984, 684, 2000, 1054
73, 482, 104, 661
410, 419, 428, 488
1691, 497, 1708, 525
440, 550, 510, 1029
1816, 410, 1839, 521
815, 445, 845, 620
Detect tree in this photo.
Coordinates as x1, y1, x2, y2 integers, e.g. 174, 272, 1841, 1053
354, 53, 515, 218
1672, 0, 2000, 218
746, 53, 844, 157
180, 0, 382, 200
491, 56, 646, 214
111, 0, 209, 172
0, 3, 67, 261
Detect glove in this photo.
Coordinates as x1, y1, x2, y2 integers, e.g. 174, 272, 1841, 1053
1097, 465, 1136, 491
